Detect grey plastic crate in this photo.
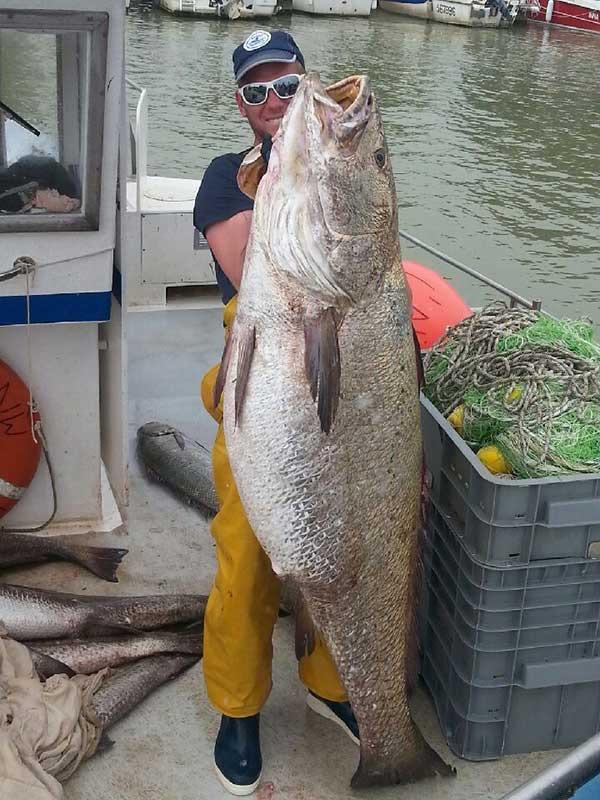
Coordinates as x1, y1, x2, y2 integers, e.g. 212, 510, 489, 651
424, 511, 600, 684
421, 507, 600, 759
427, 556, 600, 653
426, 505, 600, 615
420, 395, 600, 565
422, 640, 600, 760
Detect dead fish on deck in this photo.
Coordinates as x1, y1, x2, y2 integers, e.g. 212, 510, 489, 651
91, 653, 199, 731
0, 531, 128, 582
0, 583, 206, 641
215, 72, 453, 788
137, 422, 218, 516
27, 630, 203, 676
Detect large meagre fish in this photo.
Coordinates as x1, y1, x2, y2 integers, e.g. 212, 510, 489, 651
215, 72, 453, 788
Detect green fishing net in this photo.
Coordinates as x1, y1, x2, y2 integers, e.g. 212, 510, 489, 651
423, 302, 600, 478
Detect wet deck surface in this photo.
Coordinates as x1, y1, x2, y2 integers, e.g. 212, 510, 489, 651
6, 308, 564, 800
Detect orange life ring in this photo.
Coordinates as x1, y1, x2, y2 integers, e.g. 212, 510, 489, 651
404, 260, 473, 349
0, 358, 42, 519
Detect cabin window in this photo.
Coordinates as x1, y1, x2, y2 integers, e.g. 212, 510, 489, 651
0, 11, 108, 232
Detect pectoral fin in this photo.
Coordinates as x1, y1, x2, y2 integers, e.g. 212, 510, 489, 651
234, 325, 256, 426
213, 331, 234, 409
304, 308, 341, 435
212, 324, 256, 426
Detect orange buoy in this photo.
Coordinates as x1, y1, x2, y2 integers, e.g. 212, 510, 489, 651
0, 358, 41, 518
403, 260, 473, 350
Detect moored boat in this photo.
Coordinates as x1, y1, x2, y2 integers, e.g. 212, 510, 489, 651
379, 0, 525, 26
292, 0, 376, 15
159, 0, 280, 17
527, 0, 600, 31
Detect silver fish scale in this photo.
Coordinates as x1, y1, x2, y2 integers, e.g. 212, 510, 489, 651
224, 257, 424, 771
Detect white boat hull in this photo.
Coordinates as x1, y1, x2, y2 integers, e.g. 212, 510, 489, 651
292, 0, 374, 14
159, 0, 279, 17
379, 0, 431, 15
379, 0, 519, 25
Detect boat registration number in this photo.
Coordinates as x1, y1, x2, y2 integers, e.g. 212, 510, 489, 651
436, 3, 457, 13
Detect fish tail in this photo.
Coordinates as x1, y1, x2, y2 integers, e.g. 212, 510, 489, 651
29, 648, 76, 680
62, 543, 129, 582
351, 728, 454, 789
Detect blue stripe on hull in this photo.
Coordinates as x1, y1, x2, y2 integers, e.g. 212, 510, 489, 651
0, 291, 112, 326
112, 267, 122, 306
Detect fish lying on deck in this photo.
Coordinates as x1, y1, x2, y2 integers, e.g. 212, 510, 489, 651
0, 531, 128, 582
27, 630, 203, 676
0, 632, 200, 790
0, 583, 206, 641
91, 653, 199, 731
215, 71, 453, 788
137, 422, 219, 516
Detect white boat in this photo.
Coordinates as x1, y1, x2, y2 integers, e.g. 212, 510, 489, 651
2, 2, 600, 799
379, 0, 525, 26
292, 0, 376, 16
160, 0, 280, 18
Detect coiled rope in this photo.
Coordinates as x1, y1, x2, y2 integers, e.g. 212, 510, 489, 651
424, 302, 600, 478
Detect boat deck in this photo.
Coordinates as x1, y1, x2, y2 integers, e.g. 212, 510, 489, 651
7, 308, 564, 799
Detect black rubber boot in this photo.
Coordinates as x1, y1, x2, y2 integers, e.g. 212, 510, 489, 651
307, 691, 360, 745
214, 714, 262, 796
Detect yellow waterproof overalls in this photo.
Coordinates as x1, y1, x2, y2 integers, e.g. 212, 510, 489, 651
200, 296, 347, 718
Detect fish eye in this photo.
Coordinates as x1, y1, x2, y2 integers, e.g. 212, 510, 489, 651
374, 149, 386, 168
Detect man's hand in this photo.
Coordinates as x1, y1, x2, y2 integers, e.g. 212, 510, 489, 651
205, 209, 253, 289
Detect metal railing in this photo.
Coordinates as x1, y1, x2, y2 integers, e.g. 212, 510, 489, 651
398, 227, 542, 311
499, 732, 600, 800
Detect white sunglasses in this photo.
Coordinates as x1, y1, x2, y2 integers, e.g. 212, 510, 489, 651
238, 73, 302, 106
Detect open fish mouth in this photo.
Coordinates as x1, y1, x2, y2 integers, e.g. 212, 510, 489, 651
323, 75, 372, 120
326, 75, 367, 110
306, 73, 373, 149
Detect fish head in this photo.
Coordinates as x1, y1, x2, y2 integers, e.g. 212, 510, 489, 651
137, 422, 175, 438
137, 422, 185, 449
239, 71, 398, 306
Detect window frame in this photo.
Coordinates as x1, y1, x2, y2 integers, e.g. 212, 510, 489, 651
0, 10, 108, 233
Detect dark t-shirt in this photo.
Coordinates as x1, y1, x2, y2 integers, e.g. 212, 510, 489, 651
193, 150, 253, 305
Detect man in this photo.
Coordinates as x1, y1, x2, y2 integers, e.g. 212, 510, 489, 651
194, 30, 359, 797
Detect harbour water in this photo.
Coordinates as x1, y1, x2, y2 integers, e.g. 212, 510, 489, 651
126, 7, 600, 326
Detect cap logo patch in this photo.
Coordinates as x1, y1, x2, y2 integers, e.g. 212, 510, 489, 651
243, 30, 272, 51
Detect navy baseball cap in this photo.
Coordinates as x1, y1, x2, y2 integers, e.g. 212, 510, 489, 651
233, 30, 305, 83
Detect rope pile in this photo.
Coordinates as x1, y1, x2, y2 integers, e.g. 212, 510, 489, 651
424, 302, 600, 478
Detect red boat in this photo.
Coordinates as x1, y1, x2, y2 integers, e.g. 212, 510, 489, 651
528, 0, 600, 32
